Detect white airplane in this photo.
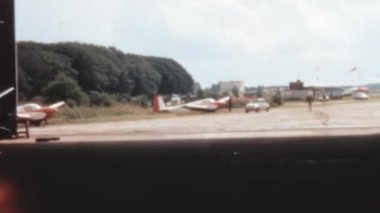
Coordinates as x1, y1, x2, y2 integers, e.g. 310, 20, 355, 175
153, 95, 231, 113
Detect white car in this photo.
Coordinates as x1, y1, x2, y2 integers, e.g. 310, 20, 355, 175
353, 92, 369, 100
318, 94, 330, 102
245, 98, 270, 113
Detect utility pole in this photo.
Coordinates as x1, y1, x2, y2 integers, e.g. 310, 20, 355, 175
348, 67, 361, 87
315, 66, 324, 101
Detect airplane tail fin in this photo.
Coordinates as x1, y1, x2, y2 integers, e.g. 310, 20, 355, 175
153, 95, 167, 112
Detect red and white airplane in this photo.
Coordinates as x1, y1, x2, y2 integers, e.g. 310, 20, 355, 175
0, 87, 65, 126
153, 95, 230, 113
17, 101, 65, 126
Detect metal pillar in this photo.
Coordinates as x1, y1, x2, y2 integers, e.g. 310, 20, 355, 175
0, 0, 17, 138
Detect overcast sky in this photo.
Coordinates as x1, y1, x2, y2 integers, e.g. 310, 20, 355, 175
16, 0, 380, 87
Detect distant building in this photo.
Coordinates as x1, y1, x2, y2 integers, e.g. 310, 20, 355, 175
289, 80, 304, 90
283, 90, 310, 101
325, 87, 345, 99
243, 86, 287, 100
264, 86, 288, 91
304, 86, 345, 100
218, 81, 245, 96
244, 91, 257, 99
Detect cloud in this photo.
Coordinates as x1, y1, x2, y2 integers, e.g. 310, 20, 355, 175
16, 0, 380, 87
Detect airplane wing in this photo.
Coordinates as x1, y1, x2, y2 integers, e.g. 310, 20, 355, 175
216, 96, 231, 103
0, 87, 14, 99
18, 112, 47, 121
161, 105, 185, 112
48, 101, 65, 109
184, 103, 218, 112
178, 98, 219, 112
154, 96, 220, 112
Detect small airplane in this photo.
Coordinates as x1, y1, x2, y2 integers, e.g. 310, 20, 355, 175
153, 95, 230, 113
17, 101, 65, 126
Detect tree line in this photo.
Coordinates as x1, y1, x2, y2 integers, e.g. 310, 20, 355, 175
17, 42, 194, 106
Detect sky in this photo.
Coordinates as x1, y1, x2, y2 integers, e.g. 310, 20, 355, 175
16, 0, 380, 88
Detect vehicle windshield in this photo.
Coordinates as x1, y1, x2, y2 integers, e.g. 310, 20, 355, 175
9, 0, 380, 142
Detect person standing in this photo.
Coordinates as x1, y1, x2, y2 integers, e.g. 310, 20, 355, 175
228, 96, 233, 112
306, 92, 314, 113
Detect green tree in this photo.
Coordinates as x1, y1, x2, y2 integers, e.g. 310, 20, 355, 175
193, 82, 202, 93
197, 89, 204, 99
146, 56, 194, 94
126, 55, 161, 96
18, 42, 78, 99
44, 74, 89, 106
88, 91, 114, 107
232, 86, 239, 97
17, 41, 195, 102
257, 86, 264, 98
271, 89, 283, 106
210, 83, 220, 93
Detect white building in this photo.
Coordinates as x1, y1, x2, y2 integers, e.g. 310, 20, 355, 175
218, 81, 245, 96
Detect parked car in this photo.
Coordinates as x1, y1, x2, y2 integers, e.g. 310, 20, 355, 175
353, 92, 369, 100
245, 98, 270, 113
318, 94, 330, 102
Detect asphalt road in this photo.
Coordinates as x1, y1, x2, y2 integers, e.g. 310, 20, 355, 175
6, 100, 380, 143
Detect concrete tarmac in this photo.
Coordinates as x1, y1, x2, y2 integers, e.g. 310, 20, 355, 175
4, 100, 380, 143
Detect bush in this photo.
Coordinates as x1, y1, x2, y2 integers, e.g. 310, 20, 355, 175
100, 93, 113, 107
271, 90, 284, 106
231, 98, 250, 108
271, 94, 283, 106
232, 86, 239, 97
65, 99, 77, 108
113, 93, 132, 103
88, 91, 114, 107
30, 96, 46, 103
131, 95, 150, 108
73, 91, 90, 106
44, 73, 89, 106
88, 91, 102, 106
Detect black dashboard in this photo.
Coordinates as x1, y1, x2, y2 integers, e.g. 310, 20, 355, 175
1, 135, 380, 212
